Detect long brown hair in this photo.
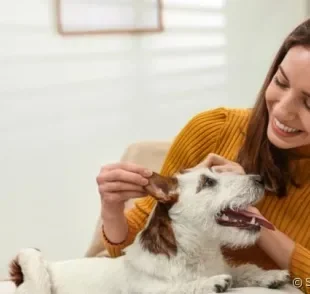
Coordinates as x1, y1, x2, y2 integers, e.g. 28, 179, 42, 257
236, 18, 310, 197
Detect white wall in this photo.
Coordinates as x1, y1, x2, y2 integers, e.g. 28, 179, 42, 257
225, 0, 308, 107
0, 0, 307, 277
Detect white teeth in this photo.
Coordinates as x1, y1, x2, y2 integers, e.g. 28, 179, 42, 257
222, 214, 229, 221
250, 217, 256, 224
274, 118, 299, 133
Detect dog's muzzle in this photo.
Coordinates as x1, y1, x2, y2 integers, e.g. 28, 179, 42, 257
215, 175, 274, 231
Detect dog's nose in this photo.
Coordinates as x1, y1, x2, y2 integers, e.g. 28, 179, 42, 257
251, 175, 264, 186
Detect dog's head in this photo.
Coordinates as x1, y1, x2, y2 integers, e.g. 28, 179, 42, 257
140, 167, 273, 257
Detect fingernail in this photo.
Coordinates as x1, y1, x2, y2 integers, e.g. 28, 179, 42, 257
143, 169, 153, 176
141, 178, 149, 185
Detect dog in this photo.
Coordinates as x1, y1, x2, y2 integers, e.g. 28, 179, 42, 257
8, 167, 291, 293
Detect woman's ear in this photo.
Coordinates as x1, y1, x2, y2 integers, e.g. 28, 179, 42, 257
143, 172, 179, 204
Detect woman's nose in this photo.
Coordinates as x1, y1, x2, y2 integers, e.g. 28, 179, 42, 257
273, 93, 298, 120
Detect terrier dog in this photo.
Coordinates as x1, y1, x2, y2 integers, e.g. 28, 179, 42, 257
9, 167, 290, 293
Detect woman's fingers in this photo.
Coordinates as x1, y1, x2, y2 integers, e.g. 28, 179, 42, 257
101, 162, 152, 177
196, 153, 245, 174
98, 169, 149, 186
103, 191, 147, 204
211, 164, 245, 174
99, 181, 146, 193
97, 162, 152, 205
200, 153, 230, 168
211, 165, 235, 173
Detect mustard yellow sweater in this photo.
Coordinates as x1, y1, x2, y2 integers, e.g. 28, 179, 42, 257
102, 107, 310, 293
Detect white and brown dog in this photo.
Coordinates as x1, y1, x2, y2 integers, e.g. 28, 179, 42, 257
8, 168, 291, 293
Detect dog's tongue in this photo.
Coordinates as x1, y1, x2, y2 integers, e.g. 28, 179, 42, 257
236, 209, 275, 230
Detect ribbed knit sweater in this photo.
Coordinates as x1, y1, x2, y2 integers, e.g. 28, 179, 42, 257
102, 107, 310, 293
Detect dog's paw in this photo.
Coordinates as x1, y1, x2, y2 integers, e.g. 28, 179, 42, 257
267, 270, 291, 289
259, 270, 291, 289
211, 274, 232, 293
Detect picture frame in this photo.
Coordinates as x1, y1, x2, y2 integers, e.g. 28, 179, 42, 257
55, 0, 164, 36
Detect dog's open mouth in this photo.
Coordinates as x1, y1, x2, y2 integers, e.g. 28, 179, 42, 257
216, 208, 275, 231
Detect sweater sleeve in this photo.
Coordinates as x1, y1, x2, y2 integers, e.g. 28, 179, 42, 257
290, 243, 310, 293
102, 107, 229, 257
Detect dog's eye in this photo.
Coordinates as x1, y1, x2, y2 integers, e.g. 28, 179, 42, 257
196, 174, 217, 193
202, 175, 217, 187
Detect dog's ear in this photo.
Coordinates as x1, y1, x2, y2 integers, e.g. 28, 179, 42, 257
144, 172, 179, 204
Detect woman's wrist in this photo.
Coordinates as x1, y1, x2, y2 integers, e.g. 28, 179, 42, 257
101, 201, 125, 220
257, 226, 295, 269
101, 201, 129, 244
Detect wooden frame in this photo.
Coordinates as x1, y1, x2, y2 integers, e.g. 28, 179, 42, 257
55, 0, 164, 36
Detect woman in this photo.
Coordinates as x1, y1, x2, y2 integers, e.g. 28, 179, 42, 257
97, 19, 310, 293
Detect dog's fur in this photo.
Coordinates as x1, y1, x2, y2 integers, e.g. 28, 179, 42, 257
9, 167, 291, 293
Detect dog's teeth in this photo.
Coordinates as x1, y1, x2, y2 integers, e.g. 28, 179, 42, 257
222, 214, 229, 221
250, 217, 256, 224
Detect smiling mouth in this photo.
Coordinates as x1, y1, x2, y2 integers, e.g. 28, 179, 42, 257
273, 118, 302, 136
215, 208, 275, 231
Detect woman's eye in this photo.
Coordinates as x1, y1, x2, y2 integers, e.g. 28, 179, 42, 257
305, 97, 310, 110
274, 76, 288, 89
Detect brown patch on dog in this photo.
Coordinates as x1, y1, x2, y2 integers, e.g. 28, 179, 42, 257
140, 202, 178, 258
140, 172, 179, 257
9, 257, 23, 287
143, 172, 179, 204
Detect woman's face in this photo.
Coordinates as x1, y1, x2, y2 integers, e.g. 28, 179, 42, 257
265, 45, 310, 150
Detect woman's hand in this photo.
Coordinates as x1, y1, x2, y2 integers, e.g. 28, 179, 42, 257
197, 153, 245, 174
97, 163, 153, 244
237, 205, 295, 270
250, 207, 295, 270
96, 162, 153, 212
